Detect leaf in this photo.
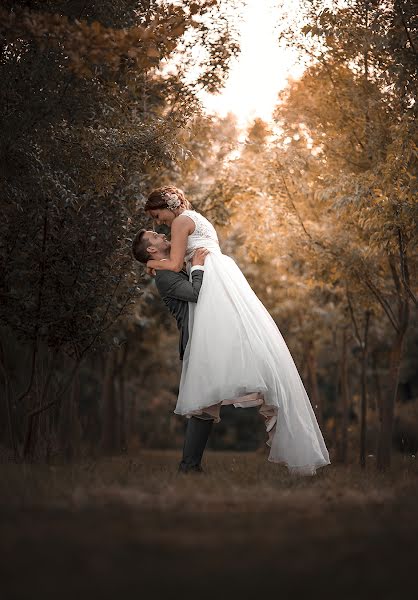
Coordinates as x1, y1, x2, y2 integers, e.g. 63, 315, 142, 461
146, 46, 160, 58
171, 24, 186, 37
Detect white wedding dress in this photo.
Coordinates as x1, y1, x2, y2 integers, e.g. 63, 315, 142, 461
175, 209, 330, 475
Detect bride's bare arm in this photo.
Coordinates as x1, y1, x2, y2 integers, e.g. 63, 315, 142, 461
147, 216, 193, 272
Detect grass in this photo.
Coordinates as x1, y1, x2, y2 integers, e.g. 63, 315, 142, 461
1, 450, 417, 600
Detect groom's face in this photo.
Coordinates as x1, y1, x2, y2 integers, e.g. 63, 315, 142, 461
144, 231, 170, 257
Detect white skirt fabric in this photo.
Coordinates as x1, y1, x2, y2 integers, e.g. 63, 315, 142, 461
175, 249, 330, 476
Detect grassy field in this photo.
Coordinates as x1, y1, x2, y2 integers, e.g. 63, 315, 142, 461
1, 450, 417, 600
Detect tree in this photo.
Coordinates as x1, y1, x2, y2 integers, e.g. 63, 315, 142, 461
277, 0, 418, 469
0, 0, 241, 460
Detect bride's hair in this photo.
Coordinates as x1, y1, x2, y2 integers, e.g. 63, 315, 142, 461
144, 186, 191, 211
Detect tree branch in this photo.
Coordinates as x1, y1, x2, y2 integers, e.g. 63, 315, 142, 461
395, 0, 418, 56
363, 277, 400, 333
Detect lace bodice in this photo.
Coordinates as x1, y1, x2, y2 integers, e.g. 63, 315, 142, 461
180, 210, 221, 262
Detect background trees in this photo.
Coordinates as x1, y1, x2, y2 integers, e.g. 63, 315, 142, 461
202, 0, 417, 470
0, 0, 416, 470
275, 0, 418, 469
0, 0, 241, 460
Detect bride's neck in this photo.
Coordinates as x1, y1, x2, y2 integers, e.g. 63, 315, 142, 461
174, 207, 187, 217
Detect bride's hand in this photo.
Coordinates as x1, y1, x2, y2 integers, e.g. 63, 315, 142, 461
146, 265, 156, 277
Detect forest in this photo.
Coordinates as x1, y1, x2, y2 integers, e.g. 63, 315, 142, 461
1, 1, 417, 598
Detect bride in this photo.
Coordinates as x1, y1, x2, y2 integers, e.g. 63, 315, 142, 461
144, 185, 330, 475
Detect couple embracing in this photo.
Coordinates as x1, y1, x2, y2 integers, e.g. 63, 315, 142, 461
132, 186, 330, 476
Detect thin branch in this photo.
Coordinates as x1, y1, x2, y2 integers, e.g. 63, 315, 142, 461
275, 158, 314, 241
395, 0, 418, 56
363, 277, 400, 333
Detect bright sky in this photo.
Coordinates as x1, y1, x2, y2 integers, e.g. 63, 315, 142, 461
199, 0, 305, 126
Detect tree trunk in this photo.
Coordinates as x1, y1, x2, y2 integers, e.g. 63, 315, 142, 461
336, 329, 349, 463
128, 387, 137, 446
23, 393, 38, 461
101, 352, 117, 454
119, 373, 127, 452
71, 373, 82, 460
0, 343, 18, 460
359, 347, 368, 468
377, 331, 405, 471
332, 367, 339, 453
22, 349, 57, 460
370, 351, 381, 413
359, 311, 371, 468
307, 340, 323, 426
58, 371, 81, 461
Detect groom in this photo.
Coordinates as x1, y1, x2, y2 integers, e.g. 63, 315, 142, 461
132, 229, 213, 473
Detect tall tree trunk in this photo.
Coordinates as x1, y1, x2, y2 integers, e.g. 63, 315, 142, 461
119, 372, 127, 452
70, 373, 82, 460
23, 349, 57, 460
307, 340, 323, 426
101, 352, 117, 454
377, 331, 406, 471
336, 329, 349, 463
331, 327, 339, 453
376, 244, 410, 471
360, 311, 371, 468
370, 350, 381, 413
23, 359, 43, 462
58, 370, 81, 461
0, 342, 17, 460
129, 387, 137, 446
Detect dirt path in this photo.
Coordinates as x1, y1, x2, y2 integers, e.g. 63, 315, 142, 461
1, 451, 417, 599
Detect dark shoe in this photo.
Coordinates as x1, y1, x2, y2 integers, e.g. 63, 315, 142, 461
177, 462, 204, 474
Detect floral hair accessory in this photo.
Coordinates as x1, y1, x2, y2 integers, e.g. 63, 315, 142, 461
163, 191, 181, 210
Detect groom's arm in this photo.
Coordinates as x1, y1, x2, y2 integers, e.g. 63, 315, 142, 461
155, 267, 204, 303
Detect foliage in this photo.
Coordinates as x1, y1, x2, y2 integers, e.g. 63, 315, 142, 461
202, 0, 418, 469
0, 0, 241, 459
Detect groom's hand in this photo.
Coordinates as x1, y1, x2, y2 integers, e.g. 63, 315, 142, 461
192, 248, 209, 266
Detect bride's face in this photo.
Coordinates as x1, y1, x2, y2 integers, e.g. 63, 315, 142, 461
148, 208, 175, 226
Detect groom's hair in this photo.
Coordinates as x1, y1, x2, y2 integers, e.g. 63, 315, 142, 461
132, 229, 151, 263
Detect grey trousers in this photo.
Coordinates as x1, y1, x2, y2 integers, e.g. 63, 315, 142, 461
178, 416, 214, 472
